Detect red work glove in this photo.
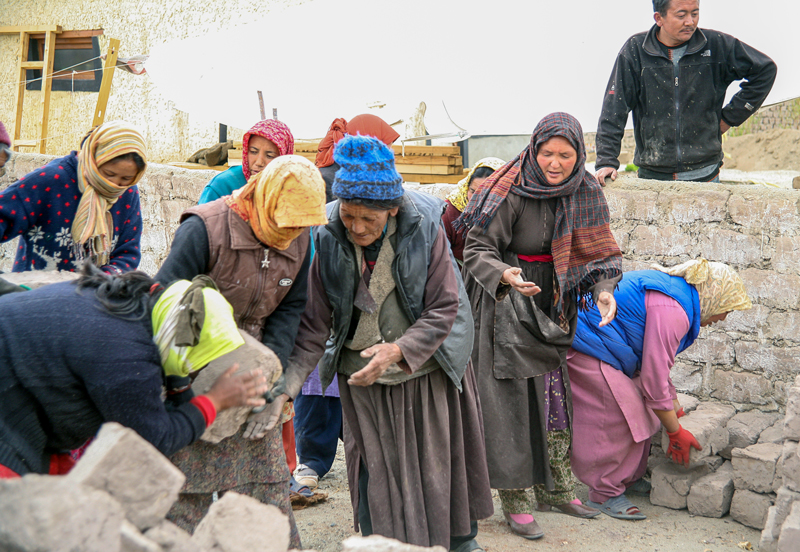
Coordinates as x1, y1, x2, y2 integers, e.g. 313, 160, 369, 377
676, 407, 685, 418
666, 425, 702, 466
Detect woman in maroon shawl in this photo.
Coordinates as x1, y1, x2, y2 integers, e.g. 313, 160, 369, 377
458, 112, 622, 540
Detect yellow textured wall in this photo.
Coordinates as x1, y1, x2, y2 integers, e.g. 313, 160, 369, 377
0, 0, 306, 162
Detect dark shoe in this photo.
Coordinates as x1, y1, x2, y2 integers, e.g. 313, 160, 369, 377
450, 539, 484, 552
503, 511, 544, 540
536, 501, 600, 519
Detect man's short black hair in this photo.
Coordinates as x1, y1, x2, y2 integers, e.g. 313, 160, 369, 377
653, 0, 671, 16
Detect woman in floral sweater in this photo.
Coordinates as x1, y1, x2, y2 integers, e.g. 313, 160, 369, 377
0, 121, 146, 273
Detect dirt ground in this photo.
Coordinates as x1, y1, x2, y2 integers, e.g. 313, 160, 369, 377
293, 443, 762, 552
722, 128, 800, 171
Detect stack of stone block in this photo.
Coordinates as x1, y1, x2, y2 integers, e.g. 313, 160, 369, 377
760, 377, 800, 551
648, 393, 789, 534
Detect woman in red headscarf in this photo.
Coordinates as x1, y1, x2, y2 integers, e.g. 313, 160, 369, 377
315, 114, 399, 202
198, 119, 295, 204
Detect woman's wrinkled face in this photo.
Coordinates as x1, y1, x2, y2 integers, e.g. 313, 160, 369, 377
98, 157, 139, 186
247, 136, 280, 176
467, 176, 487, 202
701, 311, 729, 327
536, 136, 578, 185
339, 202, 399, 247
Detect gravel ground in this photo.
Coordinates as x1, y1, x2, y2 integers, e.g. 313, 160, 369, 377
294, 443, 761, 552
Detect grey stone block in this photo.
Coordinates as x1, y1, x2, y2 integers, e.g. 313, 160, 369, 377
0, 474, 125, 552
732, 443, 783, 493
730, 489, 775, 530
122, 520, 163, 552
760, 420, 787, 445
676, 393, 700, 413
650, 462, 710, 509
687, 464, 735, 517
191, 492, 290, 552
341, 535, 448, 552
144, 521, 193, 552
722, 411, 783, 459
0, 270, 79, 289
192, 330, 283, 444
68, 422, 185, 531
661, 402, 735, 466
761, 506, 780, 552
784, 386, 800, 441
778, 501, 800, 552
782, 441, 800, 492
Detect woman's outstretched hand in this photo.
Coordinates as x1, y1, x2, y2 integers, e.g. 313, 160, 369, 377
596, 291, 617, 327
502, 267, 541, 297
204, 364, 268, 412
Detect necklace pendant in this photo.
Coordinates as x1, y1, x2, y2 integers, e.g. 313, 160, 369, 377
261, 249, 270, 269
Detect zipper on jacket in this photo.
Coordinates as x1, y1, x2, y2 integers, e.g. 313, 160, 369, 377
241, 247, 268, 329
674, 62, 682, 171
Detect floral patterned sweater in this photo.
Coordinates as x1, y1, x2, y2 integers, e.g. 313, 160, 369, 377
0, 152, 142, 273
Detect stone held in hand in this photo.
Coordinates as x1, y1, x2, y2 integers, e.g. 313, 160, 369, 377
192, 329, 283, 444
661, 402, 736, 467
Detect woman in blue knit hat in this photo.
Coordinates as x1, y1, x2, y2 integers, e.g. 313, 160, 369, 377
259, 135, 494, 552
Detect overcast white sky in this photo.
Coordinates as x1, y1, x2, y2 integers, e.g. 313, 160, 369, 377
147, 0, 800, 138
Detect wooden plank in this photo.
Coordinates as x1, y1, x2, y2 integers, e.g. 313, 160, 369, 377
168, 162, 228, 172
395, 164, 461, 175
386, 155, 461, 166
392, 144, 460, 156
228, 150, 242, 160
12, 32, 29, 151
20, 61, 44, 69
13, 140, 37, 148
400, 172, 467, 184
38, 30, 57, 153
228, 158, 242, 167
29, 29, 103, 39
233, 140, 243, 149
92, 37, 120, 127
0, 25, 61, 34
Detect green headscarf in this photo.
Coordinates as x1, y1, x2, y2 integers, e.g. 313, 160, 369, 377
152, 279, 244, 377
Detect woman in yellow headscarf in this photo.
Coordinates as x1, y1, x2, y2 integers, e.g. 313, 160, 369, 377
0, 120, 147, 273
155, 155, 327, 547
567, 259, 751, 521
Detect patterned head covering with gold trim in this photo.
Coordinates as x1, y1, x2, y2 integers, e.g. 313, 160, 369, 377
447, 157, 505, 212
652, 258, 752, 321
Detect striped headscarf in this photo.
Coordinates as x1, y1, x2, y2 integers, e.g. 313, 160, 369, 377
227, 155, 328, 250
456, 112, 622, 311
652, 258, 752, 321
447, 157, 505, 212
73, 121, 147, 266
242, 119, 294, 181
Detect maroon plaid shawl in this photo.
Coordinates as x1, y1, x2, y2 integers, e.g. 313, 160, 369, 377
457, 112, 621, 310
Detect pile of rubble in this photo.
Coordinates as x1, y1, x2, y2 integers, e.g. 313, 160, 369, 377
0, 422, 442, 552
645, 384, 800, 551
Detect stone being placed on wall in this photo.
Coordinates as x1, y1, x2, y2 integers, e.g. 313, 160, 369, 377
341, 535, 448, 552
67, 422, 185, 531
0, 474, 126, 552
676, 393, 700, 414
661, 403, 736, 466
731, 488, 775, 530
191, 492, 290, 552
650, 462, 711, 510
687, 461, 734, 517
778, 501, 800, 552
732, 443, 783, 493
144, 521, 193, 552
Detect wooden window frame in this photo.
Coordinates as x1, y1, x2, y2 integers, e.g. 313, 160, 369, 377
26, 29, 104, 92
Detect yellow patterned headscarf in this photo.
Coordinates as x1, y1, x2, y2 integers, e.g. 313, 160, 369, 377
74, 121, 147, 266
447, 157, 506, 212
226, 155, 328, 250
152, 280, 245, 378
652, 258, 752, 322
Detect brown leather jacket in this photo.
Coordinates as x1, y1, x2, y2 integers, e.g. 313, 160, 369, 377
182, 200, 310, 340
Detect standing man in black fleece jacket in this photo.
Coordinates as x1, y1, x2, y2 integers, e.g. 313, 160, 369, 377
594, 0, 776, 184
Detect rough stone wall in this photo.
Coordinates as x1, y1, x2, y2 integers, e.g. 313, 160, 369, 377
0, 0, 307, 163
729, 99, 800, 137
2, 155, 799, 410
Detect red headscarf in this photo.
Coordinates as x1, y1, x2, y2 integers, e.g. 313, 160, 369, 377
242, 119, 295, 180
315, 114, 400, 168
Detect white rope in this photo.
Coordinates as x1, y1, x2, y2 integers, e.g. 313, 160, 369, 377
0, 54, 104, 88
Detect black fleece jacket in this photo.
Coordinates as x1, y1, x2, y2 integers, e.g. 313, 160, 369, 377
596, 25, 777, 174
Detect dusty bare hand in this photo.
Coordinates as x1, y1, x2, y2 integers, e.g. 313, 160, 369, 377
720, 120, 731, 134
348, 343, 403, 387
594, 167, 618, 186
204, 364, 268, 412
596, 291, 617, 327
502, 267, 541, 297
243, 393, 288, 440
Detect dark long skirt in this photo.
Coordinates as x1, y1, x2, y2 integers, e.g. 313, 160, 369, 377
339, 364, 494, 549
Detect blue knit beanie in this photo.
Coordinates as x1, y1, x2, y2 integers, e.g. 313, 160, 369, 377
332, 134, 404, 200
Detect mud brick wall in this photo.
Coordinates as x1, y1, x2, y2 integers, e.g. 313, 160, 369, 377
2, 155, 799, 410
